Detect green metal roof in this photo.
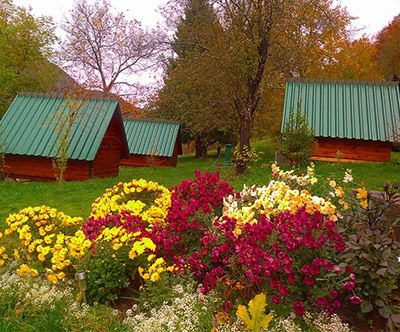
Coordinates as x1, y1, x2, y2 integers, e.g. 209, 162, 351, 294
0, 94, 125, 161
282, 79, 400, 142
123, 119, 181, 157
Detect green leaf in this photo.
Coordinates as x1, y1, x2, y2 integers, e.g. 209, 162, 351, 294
391, 314, 400, 323
361, 300, 373, 313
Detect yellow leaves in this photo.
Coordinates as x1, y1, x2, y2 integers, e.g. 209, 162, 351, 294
236, 293, 273, 332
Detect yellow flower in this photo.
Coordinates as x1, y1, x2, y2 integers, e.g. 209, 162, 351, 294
360, 199, 368, 209
39, 227, 46, 236
150, 272, 160, 282
357, 188, 368, 200
113, 242, 123, 251
129, 248, 137, 259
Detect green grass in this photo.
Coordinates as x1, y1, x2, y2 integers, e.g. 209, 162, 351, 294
0, 139, 399, 227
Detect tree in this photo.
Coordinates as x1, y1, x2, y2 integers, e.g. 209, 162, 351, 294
375, 14, 400, 81
155, 55, 238, 157
59, 0, 161, 99
158, 0, 352, 171
0, 0, 61, 117
327, 37, 384, 80
154, 0, 238, 157
277, 102, 317, 168
210, 0, 352, 174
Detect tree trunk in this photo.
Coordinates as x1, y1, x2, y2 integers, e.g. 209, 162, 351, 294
236, 107, 254, 175
195, 137, 208, 158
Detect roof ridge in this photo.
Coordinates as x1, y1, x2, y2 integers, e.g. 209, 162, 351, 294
123, 118, 180, 125
286, 78, 399, 87
18, 92, 119, 102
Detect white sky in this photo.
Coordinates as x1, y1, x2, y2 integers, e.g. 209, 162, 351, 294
10, 0, 400, 90
11, 0, 400, 40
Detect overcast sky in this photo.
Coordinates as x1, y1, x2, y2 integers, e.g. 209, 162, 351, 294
10, 0, 400, 88
11, 0, 400, 40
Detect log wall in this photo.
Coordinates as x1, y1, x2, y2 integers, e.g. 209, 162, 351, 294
92, 114, 125, 178
1, 155, 90, 181
312, 137, 392, 163
120, 135, 181, 168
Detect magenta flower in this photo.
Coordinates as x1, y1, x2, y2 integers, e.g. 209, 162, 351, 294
343, 281, 355, 291
350, 296, 362, 305
330, 290, 339, 299
272, 295, 281, 304
293, 300, 305, 316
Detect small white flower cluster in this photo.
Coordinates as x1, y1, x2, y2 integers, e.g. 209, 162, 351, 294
0, 263, 91, 322
267, 311, 350, 332
123, 282, 222, 332
343, 169, 354, 184
268, 312, 302, 332
304, 312, 351, 332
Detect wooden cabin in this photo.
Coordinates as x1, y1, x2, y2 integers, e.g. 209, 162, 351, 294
282, 79, 400, 163
0, 94, 129, 181
120, 119, 182, 167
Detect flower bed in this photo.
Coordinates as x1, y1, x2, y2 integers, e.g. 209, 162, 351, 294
0, 167, 399, 331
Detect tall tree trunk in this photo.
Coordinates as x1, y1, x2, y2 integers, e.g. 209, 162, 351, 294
195, 137, 208, 158
236, 106, 254, 175
235, 15, 272, 175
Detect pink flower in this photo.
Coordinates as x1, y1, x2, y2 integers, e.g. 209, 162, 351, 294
333, 300, 341, 309
222, 300, 233, 310
293, 300, 305, 316
272, 295, 281, 304
304, 275, 315, 286
345, 265, 353, 274
343, 281, 355, 291
316, 296, 329, 307
350, 296, 362, 305
278, 283, 290, 296
330, 290, 338, 299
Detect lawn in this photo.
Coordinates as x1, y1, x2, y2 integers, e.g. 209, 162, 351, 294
0, 139, 399, 226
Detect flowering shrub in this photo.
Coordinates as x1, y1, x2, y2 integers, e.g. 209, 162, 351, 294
194, 209, 354, 314
179, 175, 357, 317
153, 170, 234, 268
81, 212, 175, 303
0, 206, 90, 283
90, 179, 171, 227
